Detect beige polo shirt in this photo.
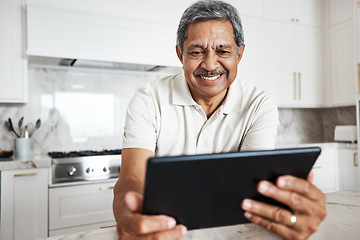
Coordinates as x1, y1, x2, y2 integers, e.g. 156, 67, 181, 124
122, 73, 279, 157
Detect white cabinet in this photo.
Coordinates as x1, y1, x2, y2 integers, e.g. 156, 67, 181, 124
0, 168, 48, 240
304, 143, 359, 193
0, 0, 28, 103
237, 16, 265, 88
312, 146, 339, 193
327, 0, 357, 106
357, 1, 360, 63
26, 0, 196, 67
263, 0, 322, 27
337, 148, 359, 190
227, 0, 263, 18
49, 180, 117, 236
329, 0, 354, 25
263, 1, 323, 107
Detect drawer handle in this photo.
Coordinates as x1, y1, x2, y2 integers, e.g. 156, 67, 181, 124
13, 173, 37, 177
100, 224, 116, 229
99, 186, 114, 191
298, 72, 301, 99
354, 153, 358, 167
293, 72, 297, 99
312, 166, 321, 169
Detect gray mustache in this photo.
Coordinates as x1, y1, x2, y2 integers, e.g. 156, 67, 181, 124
194, 70, 228, 76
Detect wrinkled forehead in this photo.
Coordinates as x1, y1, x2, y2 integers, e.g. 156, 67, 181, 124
184, 20, 237, 49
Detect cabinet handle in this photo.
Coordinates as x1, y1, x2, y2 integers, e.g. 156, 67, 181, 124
100, 225, 116, 229
13, 173, 37, 177
354, 153, 358, 167
298, 72, 301, 99
312, 165, 322, 169
358, 63, 360, 94
293, 72, 297, 99
99, 186, 114, 191
291, 18, 295, 22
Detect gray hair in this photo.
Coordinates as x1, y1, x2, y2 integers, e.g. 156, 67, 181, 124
176, 0, 244, 54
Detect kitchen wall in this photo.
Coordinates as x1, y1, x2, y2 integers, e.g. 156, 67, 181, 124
0, 67, 356, 155
276, 106, 356, 145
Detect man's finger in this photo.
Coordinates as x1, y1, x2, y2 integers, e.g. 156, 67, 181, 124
307, 169, 315, 183
149, 225, 188, 240
244, 212, 301, 240
121, 213, 178, 235
125, 191, 143, 213
275, 175, 325, 201
256, 180, 321, 214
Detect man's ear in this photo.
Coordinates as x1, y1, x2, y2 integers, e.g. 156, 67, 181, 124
237, 44, 245, 64
176, 45, 184, 65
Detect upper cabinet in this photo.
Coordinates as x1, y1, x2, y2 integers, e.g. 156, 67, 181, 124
0, 0, 28, 103
262, 0, 323, 107
357, 1, 360, 63
263, 0, 322, 27
326, 0, 357, 106
26, 0, 197, 67
329, 0, 355, 25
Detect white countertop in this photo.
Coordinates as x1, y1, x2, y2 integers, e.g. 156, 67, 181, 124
42, 188, 360, 240
0, 154, 51, 170
276, 141, 357, 150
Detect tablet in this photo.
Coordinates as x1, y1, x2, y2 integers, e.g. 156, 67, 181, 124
142, 147, 321, 230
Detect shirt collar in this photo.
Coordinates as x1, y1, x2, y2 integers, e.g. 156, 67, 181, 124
172, 73, 244, 113
221, 78, 244, 114
172, 73, 197, 106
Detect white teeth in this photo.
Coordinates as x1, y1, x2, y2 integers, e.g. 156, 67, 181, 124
201, 75, 220, 81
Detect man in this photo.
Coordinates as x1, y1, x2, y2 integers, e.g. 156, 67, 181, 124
113, 1, 326, 239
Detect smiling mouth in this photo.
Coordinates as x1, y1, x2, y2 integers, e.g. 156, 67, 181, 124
194, 70, 228, 81
201, 75, 221, 81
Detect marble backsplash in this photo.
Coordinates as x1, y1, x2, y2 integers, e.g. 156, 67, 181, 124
0, 67, 357, 155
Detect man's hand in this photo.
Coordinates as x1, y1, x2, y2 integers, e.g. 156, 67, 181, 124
117, 191, 187, 240
241, 171, 326, 240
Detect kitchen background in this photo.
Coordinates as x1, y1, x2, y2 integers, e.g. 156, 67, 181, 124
0, 66, 356, 155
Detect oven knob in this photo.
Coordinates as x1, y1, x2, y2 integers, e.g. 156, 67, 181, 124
68, 167, 77, 176
86, 168, 91, 173
103, 167, 108, 172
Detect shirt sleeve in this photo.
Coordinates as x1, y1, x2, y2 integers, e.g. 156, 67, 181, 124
122, 84, 157, 152
240, 94, 279, 151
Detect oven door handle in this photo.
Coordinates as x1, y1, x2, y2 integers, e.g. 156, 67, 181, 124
99, 186, 114, 191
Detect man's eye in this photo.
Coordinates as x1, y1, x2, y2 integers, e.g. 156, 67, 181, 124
217, 50, 230, 55
190, 51, 201, 55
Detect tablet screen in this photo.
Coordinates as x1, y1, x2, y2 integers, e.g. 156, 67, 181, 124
142, 147, 321, 230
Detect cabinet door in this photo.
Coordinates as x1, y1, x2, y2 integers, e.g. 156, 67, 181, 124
0, 0, 27, 103
263, 21, 295, 106
294, 0, 322, 27
49, 180, 116, 231
263, 0, 293, 23
0, 168, 48, 240
237, 16, 264, 88
312, 146, 338, 193
330, 21, 357, 106
357, 4, 360, 63
337, 148, 359, 190
329, 0, 354, 25
294, 25, 323, 106
227, 0, 263, 18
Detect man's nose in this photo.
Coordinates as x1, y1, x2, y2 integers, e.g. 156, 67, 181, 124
201, 52, 219, 72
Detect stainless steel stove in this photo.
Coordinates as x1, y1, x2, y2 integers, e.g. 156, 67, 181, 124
49, 149, 121, 184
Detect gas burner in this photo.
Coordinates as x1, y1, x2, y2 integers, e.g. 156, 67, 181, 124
48, 149, 122, 158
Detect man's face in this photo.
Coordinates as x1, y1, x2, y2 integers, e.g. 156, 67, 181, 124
176, 20, 245, 101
